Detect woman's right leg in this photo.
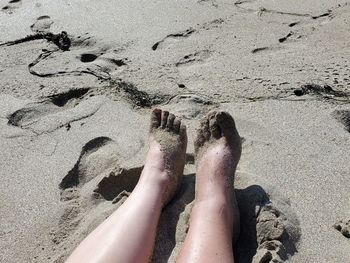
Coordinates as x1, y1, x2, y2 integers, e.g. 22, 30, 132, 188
176, 111, 242, 263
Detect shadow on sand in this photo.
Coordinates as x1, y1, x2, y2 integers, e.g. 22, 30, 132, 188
152, 176, 273, 263
235, 185, 270, 263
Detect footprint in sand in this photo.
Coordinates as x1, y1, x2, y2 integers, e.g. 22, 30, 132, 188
78, 51, 127, 70
151, 19, 223, 51
152, 28, 196, 51
6, 88, 106, 135
163, 93, 215, 119
37, 136, 144, 262
30, 16, 54, 33
1, 0, 21, 14
175, 50, 212, 67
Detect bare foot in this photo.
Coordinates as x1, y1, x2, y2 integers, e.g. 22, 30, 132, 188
194, 111, 241, 238
141, 108, 187, 206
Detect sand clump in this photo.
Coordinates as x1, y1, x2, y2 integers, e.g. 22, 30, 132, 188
334, 219, 350, 239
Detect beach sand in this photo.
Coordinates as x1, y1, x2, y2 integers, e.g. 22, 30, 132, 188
0, 0, 349, 262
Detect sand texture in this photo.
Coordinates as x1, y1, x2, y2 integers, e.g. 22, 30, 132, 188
1, 0, 350, 262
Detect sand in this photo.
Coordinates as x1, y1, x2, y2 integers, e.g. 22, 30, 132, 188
0, 0, 349, 262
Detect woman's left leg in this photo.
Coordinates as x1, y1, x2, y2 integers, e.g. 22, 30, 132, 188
66, 109, 187, 263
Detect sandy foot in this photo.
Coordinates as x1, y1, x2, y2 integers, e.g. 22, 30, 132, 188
194, 110, 242, 238
143, 108, 187, 206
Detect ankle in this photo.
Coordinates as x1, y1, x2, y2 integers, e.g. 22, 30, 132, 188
193, 198, 234, 230
141, 144, 170, 182
139, 165, 170, 186
195, 193, 233, 208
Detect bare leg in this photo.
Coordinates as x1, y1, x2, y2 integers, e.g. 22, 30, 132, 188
66, 109, 187, 263
176, 111, 241, 263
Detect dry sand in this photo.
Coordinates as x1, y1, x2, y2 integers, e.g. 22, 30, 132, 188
1, 0, 350, 262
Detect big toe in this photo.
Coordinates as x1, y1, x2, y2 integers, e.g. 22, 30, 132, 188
208, 111, 221, 139
150, 108, 161, 131
194, 113, 211, 151
216, 111, 238, 138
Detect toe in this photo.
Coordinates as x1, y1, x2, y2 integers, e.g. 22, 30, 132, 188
161, 111, 169, 128
166, 113, 176, 131
198, 114, 211, 140
208, 111, 221, 139
179, 123, 187, 142
216, 111, 238, 138
194, 112, 213, 155
150, 108, 161, 131
194, 134, 206, 154
173, 118, 181, 133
